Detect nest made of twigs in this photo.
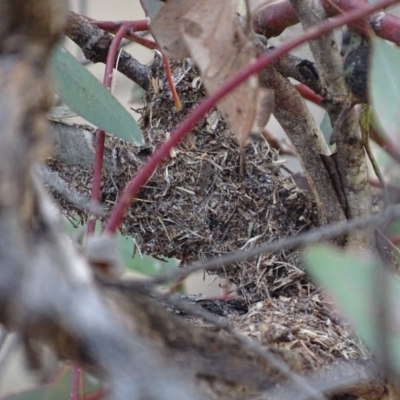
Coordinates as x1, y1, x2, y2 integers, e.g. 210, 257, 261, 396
45, 54, 379, 394
48, 53, 318, 303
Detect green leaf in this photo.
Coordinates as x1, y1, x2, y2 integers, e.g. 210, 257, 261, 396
140, 0, 164, 19
304, 245, 400, 374
116, 233, 179, 277
62, 219, 179, 277
4, 367, 101, 400
51, 46, 144, 145
370, 37, 400, 141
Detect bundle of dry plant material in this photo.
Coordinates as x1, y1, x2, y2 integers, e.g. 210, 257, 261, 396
48, 53, 318, 302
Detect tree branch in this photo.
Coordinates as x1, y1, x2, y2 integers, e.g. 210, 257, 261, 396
272, 51, 322, 94
290, 0, 374, 250
259, 67, 346, 226
254, 0, 400, 45
65, 12, 150, 90
150, 203, 400, 286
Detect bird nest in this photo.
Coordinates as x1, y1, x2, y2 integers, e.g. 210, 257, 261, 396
47, 54, 318, 303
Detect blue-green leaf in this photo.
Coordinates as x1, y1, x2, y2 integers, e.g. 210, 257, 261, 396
304, 245, 400, 374
63, 219, 179, 278
117, 233, 179, 277
370, 37, 400, 141
51, 46, 144, 145
4, 366, 101, 400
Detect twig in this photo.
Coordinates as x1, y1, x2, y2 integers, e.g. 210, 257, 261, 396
65, 12, 150, 90
290, 0, 347, 119
259, 67, 346, 226
90, 19, 157, 49
294, 84, 323, 105
87, 23, 129, 234
335, 105, 373, 249
254, 0, 400, 44
150, 203, 400, 285
273, 52, 322, 94
105, 0, 398, 233
362, 122, 388, 208
71, 363, 82, 400
162, 54, 182, 111
38, 164, 104, 216
91, 20, 148, 32
292, 0, 374, 250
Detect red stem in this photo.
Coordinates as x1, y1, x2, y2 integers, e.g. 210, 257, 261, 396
163, 55, 182, 111
92, 20, 149, 32
390, 234, 400, 245
125, 29, 157, 49
105, 0, 397, 234
254, 0, 400, 44
70, 364, 82, 400
87, 23, 129, 234
294, 84, 324, 106
85, 390, 106, 400
90, 19, 156, 49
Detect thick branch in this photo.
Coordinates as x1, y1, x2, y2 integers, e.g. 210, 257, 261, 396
273, 52, 321, 94
259, 68, 346, 226
290, 0, 374, 250
290, 0, 347, 114
254, 0, 400, 45
65, 12, 150, 90
336, 107, 374, 250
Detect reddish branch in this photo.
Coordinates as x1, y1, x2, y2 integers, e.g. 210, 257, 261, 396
92, 20, 149, 32
105, 0, 398, 233
65, 12, 150, 90
90, 19, 157, 49
294, 84, 323, 105
163, 55, 182, 111
87, 23, 129, 234
254, 0, 400, 44
122, 30, 157, 49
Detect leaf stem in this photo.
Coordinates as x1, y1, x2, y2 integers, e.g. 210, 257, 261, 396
87, 23, 129, 234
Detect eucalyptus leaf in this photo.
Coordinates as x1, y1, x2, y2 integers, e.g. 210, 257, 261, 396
304, 245, 400, 374
63, 219, 178, 277
117, 233, 179, 277
4, 367, 101, 400
370, 37, 400, 142
51, 46, 144, 145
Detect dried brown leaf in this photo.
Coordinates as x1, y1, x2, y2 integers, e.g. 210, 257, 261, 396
180, 0, 262, 145
150, 0, 196, 59
151, 0, 269, 146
